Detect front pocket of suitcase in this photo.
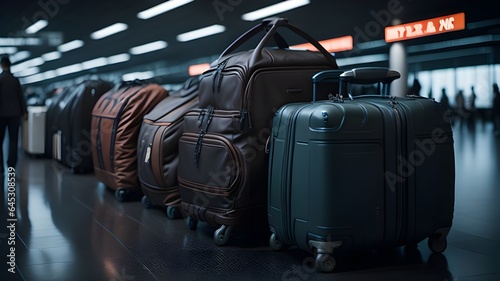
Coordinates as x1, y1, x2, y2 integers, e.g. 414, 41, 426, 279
178, 132, 243, 197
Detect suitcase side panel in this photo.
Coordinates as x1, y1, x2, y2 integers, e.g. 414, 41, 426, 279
398, 98, 455, 243
268, 103, 310, 245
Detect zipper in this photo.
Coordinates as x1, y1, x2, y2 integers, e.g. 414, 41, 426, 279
389, 98, 405, 244
239, 109, 252, 130
109, 86, 142, 171
194, 106, 215, 166
212, 60, 228, 95
96, 118, 105, 170
179, 132, 243, 196
281, 104, 308, 245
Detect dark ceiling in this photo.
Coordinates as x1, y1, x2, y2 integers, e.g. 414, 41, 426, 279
2, 0, 500, 89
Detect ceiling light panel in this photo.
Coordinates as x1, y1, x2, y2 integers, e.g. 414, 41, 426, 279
177, 25, 226, 42
90, 23, 128, 40
129, 41, 168, 55
10, 51, 31, 63
15, 67, 40, 77
82, 57, 108, 69
122, 71, 154, 81
107, 53, 130, 64
25, 19, 48, 34
137, 0, 194, 19
241, 0, 310, 21
56, 63, 83, 76
58, 40, 84, 52
0, 47, 17, 54
11, 57, 44, 73
42, 51, 62, 61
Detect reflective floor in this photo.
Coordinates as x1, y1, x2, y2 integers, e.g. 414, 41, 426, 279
1, 119, 500, 281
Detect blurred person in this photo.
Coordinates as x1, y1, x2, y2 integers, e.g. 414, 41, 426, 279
467, 86, 477, 128
0, 55, 27, 173
493, 83, 500, 136
440, 88, 453, 124
408, 78, 421, 96
455, 89, 467, 127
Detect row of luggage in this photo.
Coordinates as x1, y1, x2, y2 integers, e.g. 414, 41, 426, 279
22, 18, 455, 273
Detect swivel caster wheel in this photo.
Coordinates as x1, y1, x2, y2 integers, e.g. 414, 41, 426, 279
141, 195, 153, 209
186, 216, 198, 230
428, 235, 447, 253
269, 233, 286, 251
315, 254, 336, 273
114, 189, 128, 202
214, 225, 233, 246
166, 206, 182, 219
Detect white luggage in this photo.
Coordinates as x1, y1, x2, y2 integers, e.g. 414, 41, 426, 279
23, 106, 48, 156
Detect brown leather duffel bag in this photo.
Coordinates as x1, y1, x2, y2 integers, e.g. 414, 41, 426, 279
91, 82, 168, 201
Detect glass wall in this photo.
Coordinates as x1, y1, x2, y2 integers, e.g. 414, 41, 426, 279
409, 64, 500, 109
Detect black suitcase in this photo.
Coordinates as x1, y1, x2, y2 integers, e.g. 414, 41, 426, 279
267, 68, 455, 272
51, 79, 114, 173
44, 84, 77, 158
137, 76, 199, 218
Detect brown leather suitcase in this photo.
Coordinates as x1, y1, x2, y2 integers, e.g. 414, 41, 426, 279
137, 77, 199, 218
177, 18, 339, 245
90, 82, 168, 201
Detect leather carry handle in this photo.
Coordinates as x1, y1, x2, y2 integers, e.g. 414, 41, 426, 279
219, 18, 288, 58
218, 18, 337, 67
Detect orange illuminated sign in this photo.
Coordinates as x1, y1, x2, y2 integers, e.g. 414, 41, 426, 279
291, 35, 353, 52
188, 63, 210, 76
385, 12, 465, 42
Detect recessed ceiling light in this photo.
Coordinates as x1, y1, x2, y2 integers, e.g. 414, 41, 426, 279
107, 53, 130, 64
137, 0, 194, 19
0, 47, 17, 54
81, 57, 108, 70
122, 71, 154, 81
25, 19, 48, 34
11, 57, 44, 73
90, 23, 128, 40
241, 0, 310, 21
58, 40, 84, 52
176, 25, 226, 42
56, 63, 83, 76
129, 41, 168, 55
42, 51, 62, 61
10, 51, 31, 63
15, 67, 40, 77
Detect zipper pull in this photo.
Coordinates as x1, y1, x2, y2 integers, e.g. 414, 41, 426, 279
389, 96, 398, 107
144, 144, 152, 163
240, 110, 247, 130
212, 60, 227, 95
239, 110, 252, 130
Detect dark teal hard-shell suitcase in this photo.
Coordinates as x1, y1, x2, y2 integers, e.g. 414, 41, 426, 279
267, 68, 455, 272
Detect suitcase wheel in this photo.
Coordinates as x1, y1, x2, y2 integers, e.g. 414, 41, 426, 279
141, 195, 153, 209
315, 254, 336, 273
428, 235, 447, 253
115, 189, 128, 202
186, 216, 198, 230
214, 225, 233, 246
269, 233, 286, 251
166, 206, 182, 220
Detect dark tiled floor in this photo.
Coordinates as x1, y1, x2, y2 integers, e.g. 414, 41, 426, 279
1, 119, 500, 281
